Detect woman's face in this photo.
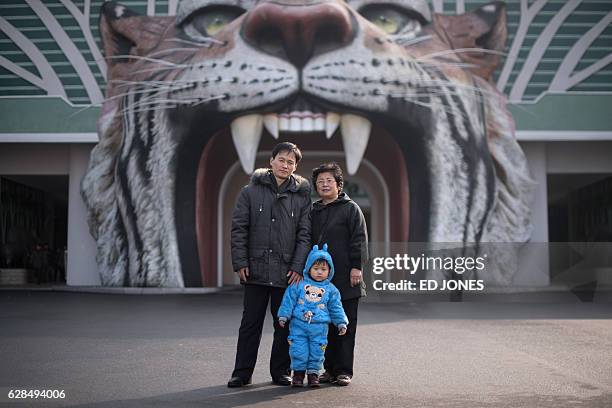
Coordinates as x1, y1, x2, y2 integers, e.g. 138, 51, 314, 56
315, 171, 340, 202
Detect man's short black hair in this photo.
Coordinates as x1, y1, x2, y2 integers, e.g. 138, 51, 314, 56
271, 142, 302, 163
311, 162, 344, 193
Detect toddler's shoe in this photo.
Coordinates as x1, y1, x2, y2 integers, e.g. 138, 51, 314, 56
307, 373, 320, 387
291, 371, 305, 387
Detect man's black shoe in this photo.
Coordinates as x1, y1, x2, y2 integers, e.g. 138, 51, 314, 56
271, 375, 292, 386
227, 376, 250, 388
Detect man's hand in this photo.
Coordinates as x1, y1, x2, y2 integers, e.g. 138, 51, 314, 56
238, 267, 249, 282
287, 270, 303, 285
338, 325, 347, 336
279, 319, 286, 328
350, 268, 362, 287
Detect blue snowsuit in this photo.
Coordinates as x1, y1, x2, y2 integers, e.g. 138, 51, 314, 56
278, 244, 349, 374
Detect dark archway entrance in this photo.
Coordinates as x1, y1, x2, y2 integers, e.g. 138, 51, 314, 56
0, 175, 68, 285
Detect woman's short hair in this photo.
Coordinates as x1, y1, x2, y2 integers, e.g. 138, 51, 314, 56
311, 162, 344, 192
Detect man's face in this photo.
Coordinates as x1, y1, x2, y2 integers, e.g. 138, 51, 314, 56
315, 171, 339, 201
270, 150, 298, 181
310, 261, 330, 282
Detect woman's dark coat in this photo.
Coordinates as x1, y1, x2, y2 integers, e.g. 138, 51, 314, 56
311, 192, 368, 300
231, 169, 312, 288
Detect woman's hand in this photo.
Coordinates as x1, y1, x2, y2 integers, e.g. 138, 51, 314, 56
350, 268, 362, 287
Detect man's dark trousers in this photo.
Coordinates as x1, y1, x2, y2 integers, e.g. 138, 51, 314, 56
232, 284, 290, 381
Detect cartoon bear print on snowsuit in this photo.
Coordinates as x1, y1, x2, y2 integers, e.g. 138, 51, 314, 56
278, 244, 348, 374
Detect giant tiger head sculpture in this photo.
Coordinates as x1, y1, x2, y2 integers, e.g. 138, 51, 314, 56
82, 0, 534, 287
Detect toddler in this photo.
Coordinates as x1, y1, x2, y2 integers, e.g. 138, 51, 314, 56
278, 244, 348, 387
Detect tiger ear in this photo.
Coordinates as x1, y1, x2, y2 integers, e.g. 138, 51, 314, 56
432, 1, 507, 81
99, 1, 172, 68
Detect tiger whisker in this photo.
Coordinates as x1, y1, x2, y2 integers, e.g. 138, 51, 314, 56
104, 85, 182, 105
95, 55, 183, 67
417, 79, 500, 98
147, 47, 201, 58
393, 34, 432, 46
407, 66, 499, 98
130, 60, 279, 76
395, 95, 476, 121
109, 79, 200, 90
68, 104, 97, 118
117, 95, 225, 116
123, 90, 183, 108
416, 60, 480, 69
118, 99, 199, 115
164, 37, 225, 46
417, 48, 507, 60
389, 88, 491, 105
108, 83, 177, 95
129, 64, 195, 76
116, 106, 175, 116
191, 94, 228, 106
380, 84, 486, 118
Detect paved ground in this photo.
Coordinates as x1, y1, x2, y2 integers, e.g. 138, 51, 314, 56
1, 290, 611, 407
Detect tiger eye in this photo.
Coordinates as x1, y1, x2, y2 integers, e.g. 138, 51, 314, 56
191, 7, 244, 37
360, 5, 422, 36
204, 16, 229, 35
372, 14, 400, 34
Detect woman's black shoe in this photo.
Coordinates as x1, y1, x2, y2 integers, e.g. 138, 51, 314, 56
227, 376, 250, 388
318, 371, 335, 383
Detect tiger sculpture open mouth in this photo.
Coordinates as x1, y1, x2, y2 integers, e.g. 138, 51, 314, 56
81, 0, 534, 287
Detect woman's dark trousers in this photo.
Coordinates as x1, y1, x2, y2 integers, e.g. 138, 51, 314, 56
232, 284, 291, 381
324, 297, 359, 377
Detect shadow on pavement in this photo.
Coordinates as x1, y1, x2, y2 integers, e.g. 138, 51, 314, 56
68, 383, 312, 408
64, 388, 612, 408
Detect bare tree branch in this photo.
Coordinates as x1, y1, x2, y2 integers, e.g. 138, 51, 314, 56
60, 0, 107, 81
0, 56, 45, 89
26, 0, 103, 104
168, 0, 179, 16
510, 0, 582, 102
497, 0, 548, 93
550, 12, 612, 92
0, 16, 67, 98
561, 53, 612, 91
456, 0, 465, 14
431, 0, 444, 14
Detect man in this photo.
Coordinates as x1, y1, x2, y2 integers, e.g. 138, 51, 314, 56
228, 142, 312, 387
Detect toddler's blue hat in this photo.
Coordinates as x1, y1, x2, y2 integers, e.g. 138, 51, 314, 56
303, 244, 335, 280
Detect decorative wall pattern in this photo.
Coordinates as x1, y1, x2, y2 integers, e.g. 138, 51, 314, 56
0, 0, 610, 105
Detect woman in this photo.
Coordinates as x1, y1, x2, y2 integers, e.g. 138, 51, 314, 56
310, 162, 368, 386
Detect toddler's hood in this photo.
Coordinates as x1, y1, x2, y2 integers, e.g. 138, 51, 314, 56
303, 244, 335, 282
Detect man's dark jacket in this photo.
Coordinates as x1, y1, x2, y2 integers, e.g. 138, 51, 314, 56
231, 169, 312, 288
311, 192, 368, 300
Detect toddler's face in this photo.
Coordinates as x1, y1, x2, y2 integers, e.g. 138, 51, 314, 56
310, 261, 329, 282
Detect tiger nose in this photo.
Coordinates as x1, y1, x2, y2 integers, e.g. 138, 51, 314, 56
242, 1, 354, 67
